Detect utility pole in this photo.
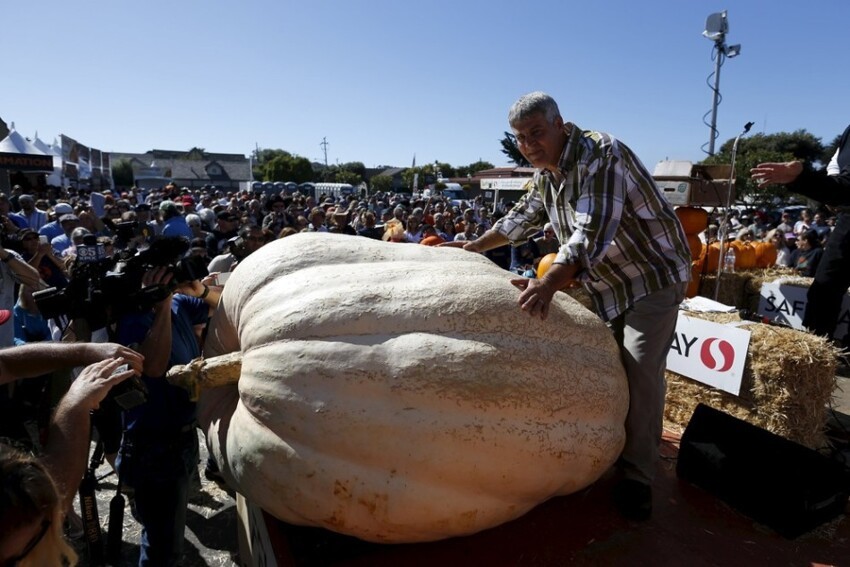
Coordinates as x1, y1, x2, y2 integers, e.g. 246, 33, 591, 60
320, 137, 329, 168
702, 11, 741, 156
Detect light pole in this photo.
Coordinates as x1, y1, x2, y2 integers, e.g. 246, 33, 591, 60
703, 11, 741, 156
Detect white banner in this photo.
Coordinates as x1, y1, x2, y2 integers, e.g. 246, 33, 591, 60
667, 313, 751, 396
757, 281, 850, 339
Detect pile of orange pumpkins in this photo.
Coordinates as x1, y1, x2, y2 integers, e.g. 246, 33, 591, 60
675, 207, 778, 298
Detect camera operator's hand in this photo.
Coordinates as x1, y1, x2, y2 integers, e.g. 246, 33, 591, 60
142, 266, 175, 309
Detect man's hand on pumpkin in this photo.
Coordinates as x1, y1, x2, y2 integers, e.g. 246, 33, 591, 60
511, 277, 556, 320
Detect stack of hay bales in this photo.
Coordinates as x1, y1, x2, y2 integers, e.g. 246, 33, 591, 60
694, 266, 797, 310
664, 311, 840, 450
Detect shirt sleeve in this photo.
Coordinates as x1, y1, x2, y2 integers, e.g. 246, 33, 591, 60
492, 181, 548, 245
556, 154, 625, 269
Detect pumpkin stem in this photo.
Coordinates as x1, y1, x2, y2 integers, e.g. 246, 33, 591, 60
166, 351, 243, 401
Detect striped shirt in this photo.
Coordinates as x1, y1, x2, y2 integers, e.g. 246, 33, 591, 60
493, 123, 691, 321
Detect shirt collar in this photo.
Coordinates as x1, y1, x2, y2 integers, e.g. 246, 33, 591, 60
542, 122, 581, 182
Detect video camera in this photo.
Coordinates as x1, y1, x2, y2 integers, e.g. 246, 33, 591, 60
33, 229, 207, 330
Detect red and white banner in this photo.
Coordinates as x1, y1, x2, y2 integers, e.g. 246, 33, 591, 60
667, 313, 751, 396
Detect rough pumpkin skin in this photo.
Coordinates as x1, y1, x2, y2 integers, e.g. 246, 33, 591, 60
198, 232, 628, 543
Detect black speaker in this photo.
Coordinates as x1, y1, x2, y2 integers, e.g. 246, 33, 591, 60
677, 403, 850, 538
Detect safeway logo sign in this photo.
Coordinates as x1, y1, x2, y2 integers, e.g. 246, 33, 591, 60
758, 281, 850, 339
667, 313, 751, 396
699, 338, 736, 372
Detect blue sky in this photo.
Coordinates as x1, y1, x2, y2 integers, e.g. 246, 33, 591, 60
3, 1, 847, 172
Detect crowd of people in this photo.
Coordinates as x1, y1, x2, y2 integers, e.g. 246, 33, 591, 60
703, 206, 836, 277
0, 177, 557, 566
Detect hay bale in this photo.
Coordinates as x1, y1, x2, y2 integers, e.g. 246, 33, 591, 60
695, 271, 751, 308
664, 312, 840, 449
744, 268, 806, 313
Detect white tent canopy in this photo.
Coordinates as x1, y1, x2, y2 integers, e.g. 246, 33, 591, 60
0, 127, 48, 156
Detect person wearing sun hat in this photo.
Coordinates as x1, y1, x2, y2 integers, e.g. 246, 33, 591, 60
37, 202, 75, 242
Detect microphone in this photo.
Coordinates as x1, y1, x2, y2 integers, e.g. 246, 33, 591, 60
743, 122, 754, 133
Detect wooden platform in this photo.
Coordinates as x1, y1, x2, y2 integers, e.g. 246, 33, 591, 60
237, 429, 850, 566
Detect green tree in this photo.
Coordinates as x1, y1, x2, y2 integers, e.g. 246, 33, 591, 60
185, 147, 206, 160
112, 159, 135, 188
701, 130, 825, 209
369, 174, 393, 194
435, 161, 456, 178
339, 161, 366, 179
500, 132, 529, 167
334, 170, 362, 185
252, 148, 293, 180
457, 160, 495, 178
263, 154, 313, 183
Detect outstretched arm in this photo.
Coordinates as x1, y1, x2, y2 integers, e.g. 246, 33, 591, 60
752, 161, 850, 206
42, 357, 137, 511
0, 342, 144, 385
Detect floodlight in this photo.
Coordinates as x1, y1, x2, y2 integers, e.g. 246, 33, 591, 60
701, 10, 742, 156
702, 11, 728, 41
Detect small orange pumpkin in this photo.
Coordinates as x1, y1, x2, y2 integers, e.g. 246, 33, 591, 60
686, 234, 703, 261
734, 242, 757, 270
536, 253, 557, 279
675, 207, 709, 235
753, 241, 778, 268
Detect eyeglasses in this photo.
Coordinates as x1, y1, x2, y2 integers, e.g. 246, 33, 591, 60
2, 518, 50, 566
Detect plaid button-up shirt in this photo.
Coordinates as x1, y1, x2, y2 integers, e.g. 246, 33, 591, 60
493, 123, 691, 321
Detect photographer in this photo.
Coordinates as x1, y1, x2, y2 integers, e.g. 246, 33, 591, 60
261, 195, 294, 234
0, 354, 139, 567
208, 225, 267, 274
114, 266, 220, 566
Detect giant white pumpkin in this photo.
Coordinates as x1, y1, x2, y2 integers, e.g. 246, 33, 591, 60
198, 232, 628, 543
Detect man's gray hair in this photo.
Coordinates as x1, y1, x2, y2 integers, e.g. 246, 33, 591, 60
508, 91, 561, 126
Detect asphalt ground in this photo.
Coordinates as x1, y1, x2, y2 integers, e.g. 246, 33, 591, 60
71, 430, 239, 566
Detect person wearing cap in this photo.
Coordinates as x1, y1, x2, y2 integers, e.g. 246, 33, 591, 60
208, 225, 267, 273
133, 202, 159, 238
534, 222, 560, 256
17, 194, 47, 231
19, 229, 68, 291
37, 202, 75, 242
206, 211, 240, 257
160, 201, 193, 240
49, 215, 82, 256
181, 195, 196, 214
262, 196, 295, 234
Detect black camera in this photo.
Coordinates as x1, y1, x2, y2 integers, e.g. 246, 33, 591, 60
33, 235, 199, 329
